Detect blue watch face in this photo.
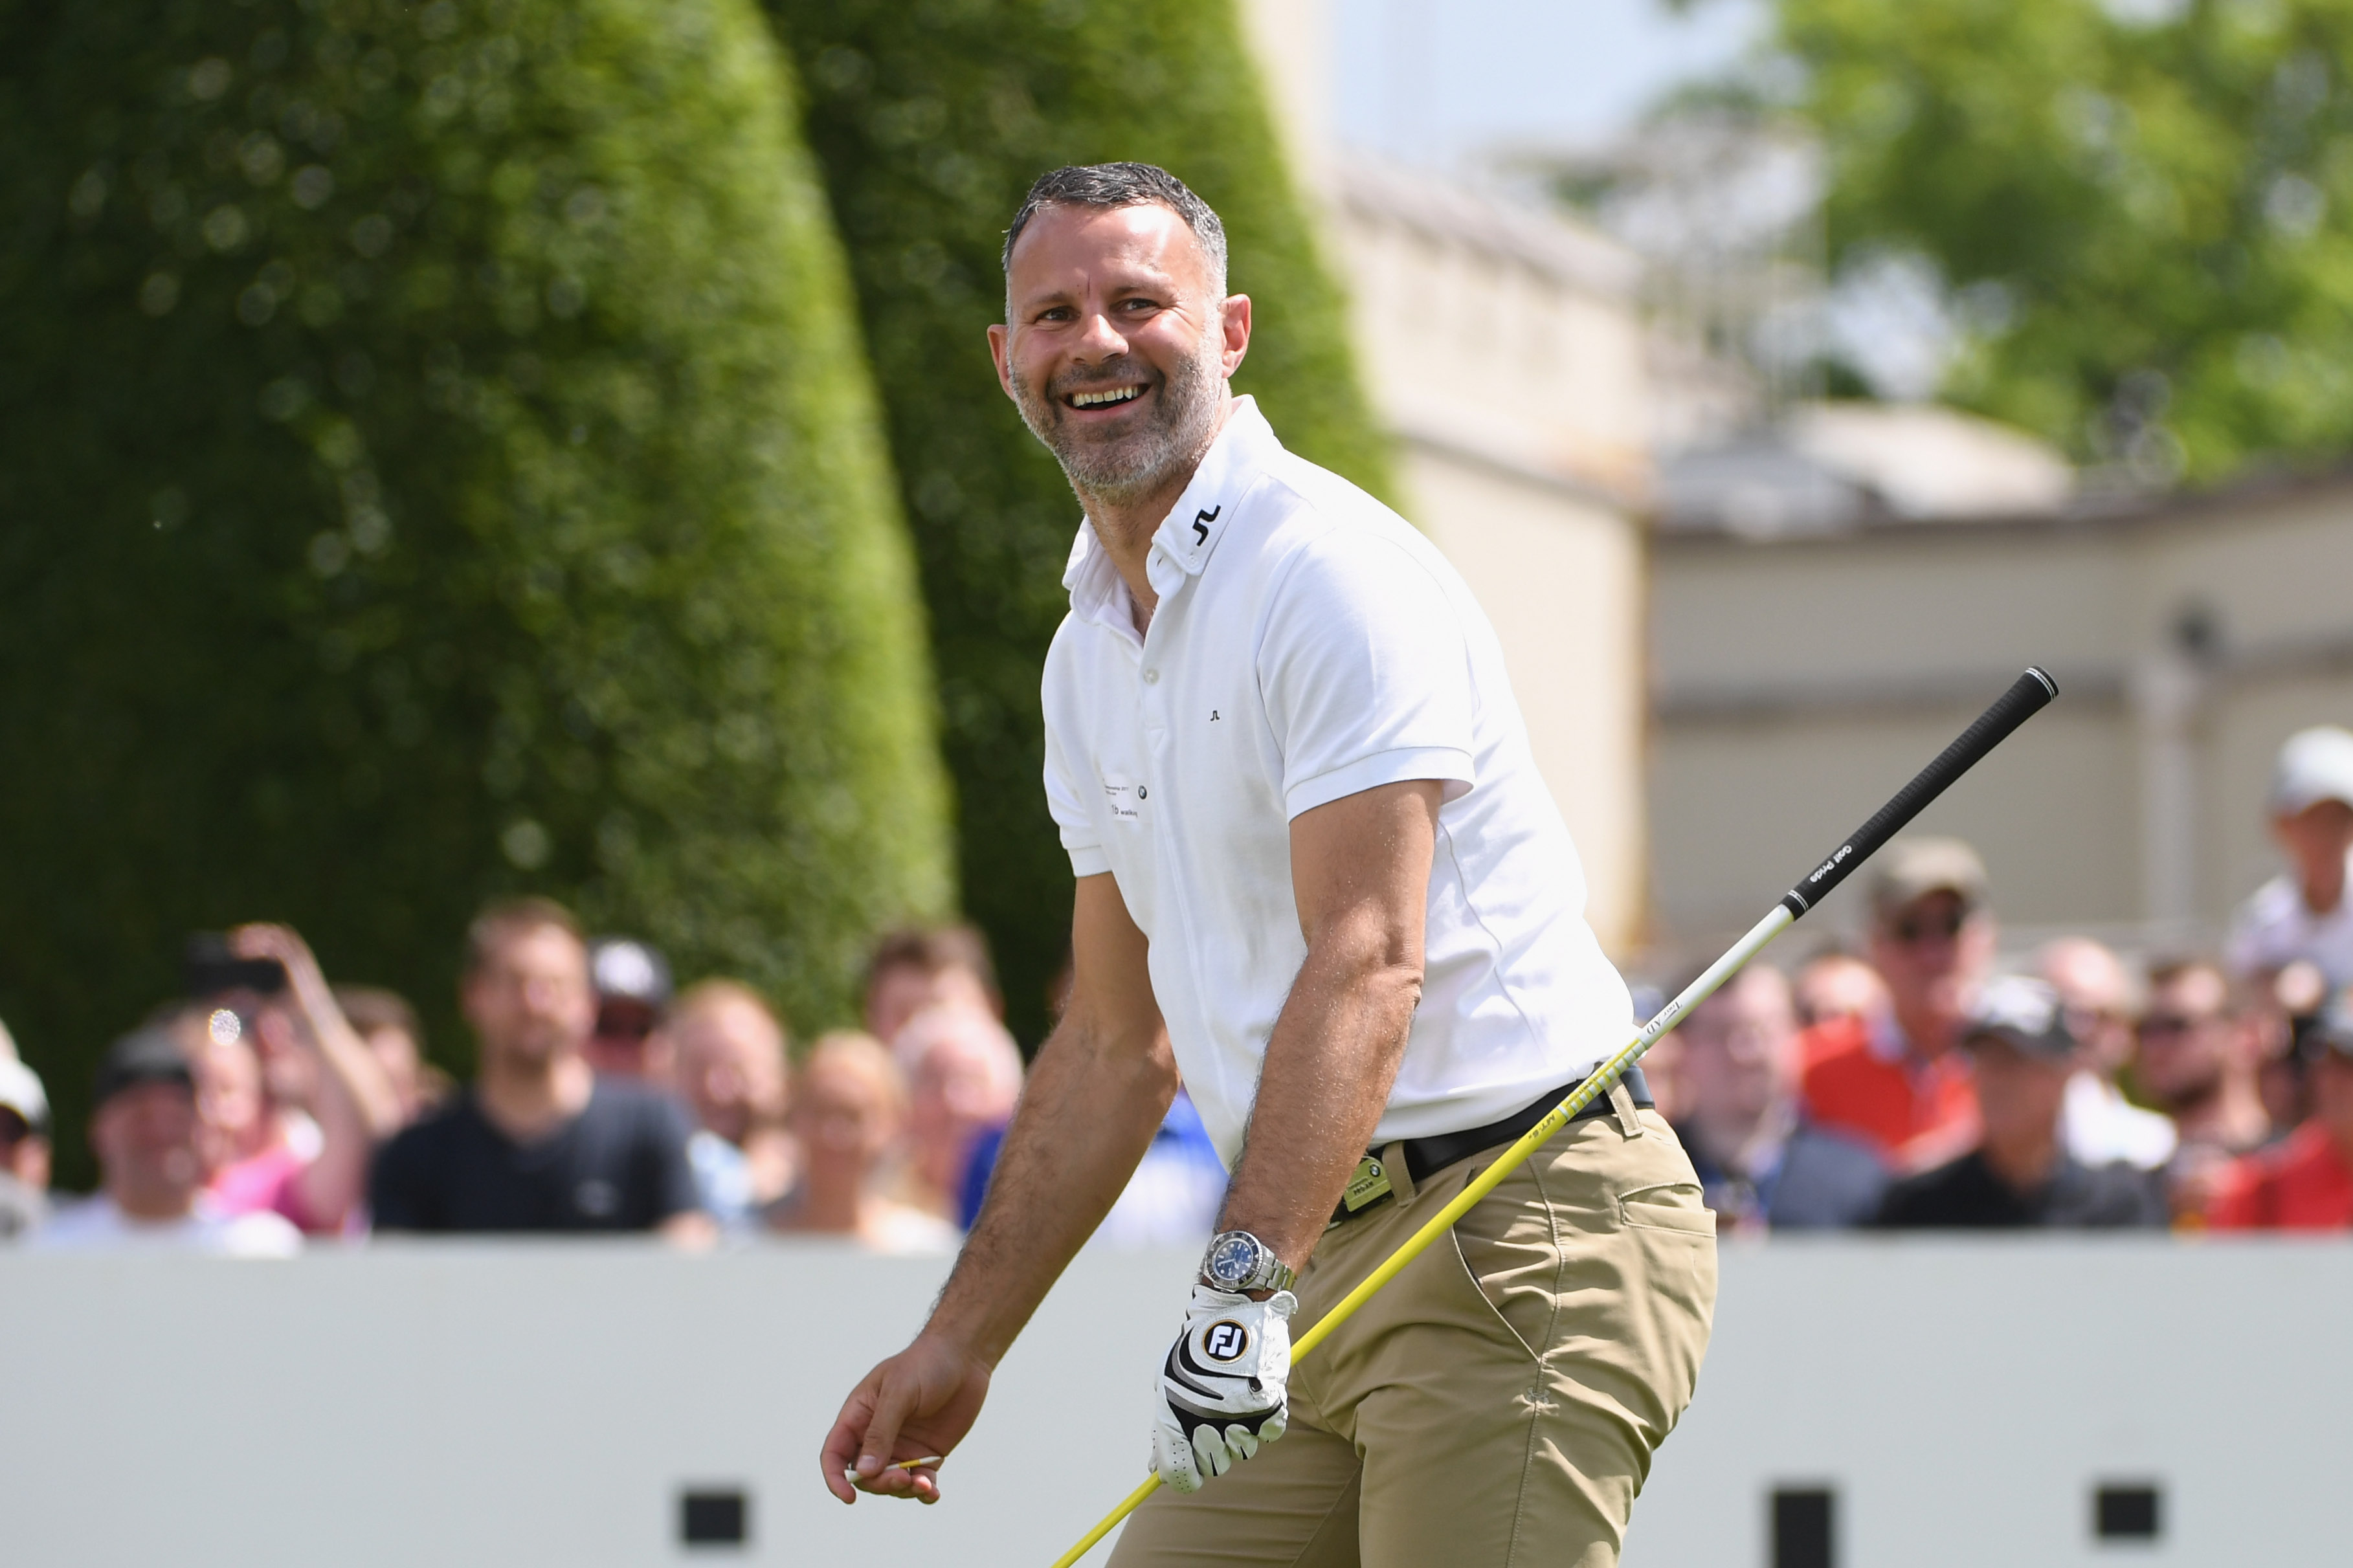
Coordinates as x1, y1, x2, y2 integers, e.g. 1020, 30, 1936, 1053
1207, 1233, 1258, 1285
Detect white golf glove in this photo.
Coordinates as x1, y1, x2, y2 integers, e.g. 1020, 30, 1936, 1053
1150, 1283, 1297, 1493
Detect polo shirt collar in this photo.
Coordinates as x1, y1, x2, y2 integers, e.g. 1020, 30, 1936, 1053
1060, 395, 1278, 628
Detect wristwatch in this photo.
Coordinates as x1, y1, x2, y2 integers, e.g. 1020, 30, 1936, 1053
1200, 1230, 1297, 1295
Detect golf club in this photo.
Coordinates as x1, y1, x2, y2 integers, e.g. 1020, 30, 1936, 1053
1046, 665, 2059, 1568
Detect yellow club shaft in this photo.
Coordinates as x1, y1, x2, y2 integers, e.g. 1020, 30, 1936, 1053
1045, 904, 1795, 1565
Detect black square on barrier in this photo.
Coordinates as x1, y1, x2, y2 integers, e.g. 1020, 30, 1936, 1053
1772, 1486, 1834, 1568
679, 1488, 748, 1549
2095, 1483, 2161, 1541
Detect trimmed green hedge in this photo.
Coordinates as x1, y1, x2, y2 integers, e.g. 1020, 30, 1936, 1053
0, 0, 951, 1170
770, 0, 1394, 1044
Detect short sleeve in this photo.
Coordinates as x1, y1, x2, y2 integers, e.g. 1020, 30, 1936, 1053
1258, 533, 1476, 820
643, 1096, 702, 1223
1042, 676, 1110, 878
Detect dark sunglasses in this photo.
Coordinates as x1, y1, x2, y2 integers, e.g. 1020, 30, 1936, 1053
2137, 1013, 2211, 1041
1888, 907, 1967, 944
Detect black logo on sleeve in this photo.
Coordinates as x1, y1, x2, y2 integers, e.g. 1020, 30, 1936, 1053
1192, 505, 1220, 545
1203, 1320, 1251, 1362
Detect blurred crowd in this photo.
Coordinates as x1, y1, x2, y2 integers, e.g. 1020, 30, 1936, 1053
0, 904, 1223, 1255
8, 723, 2353, 1253
1640, 724, 2353, 1235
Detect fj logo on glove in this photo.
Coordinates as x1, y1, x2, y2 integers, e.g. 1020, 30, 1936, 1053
1203, 1321, 1249, 1362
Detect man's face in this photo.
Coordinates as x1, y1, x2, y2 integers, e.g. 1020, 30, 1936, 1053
670, 998, 788, 1147
1968, 1037, 2071, 1149
2135, 968, 2235, 1106
1675, 969, 1798, 1127
865, 962, 996, 1052
2273, 799, 2353, 889
2040, 940, 2137, 1079
794, 1054, 898, 1168
90, 1081, 205, 1214
988, 201, 1248, 504
1792, 955, 1888, 1029
585, 997, 665, 1079
462, 922, 596, 1072
1869, 890, 1993, 1022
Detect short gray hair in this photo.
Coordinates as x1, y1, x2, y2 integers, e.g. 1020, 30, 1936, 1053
1001, 162, 1228, 296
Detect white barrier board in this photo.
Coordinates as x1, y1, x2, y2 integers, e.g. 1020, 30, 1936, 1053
0, 1237, 2345, 1566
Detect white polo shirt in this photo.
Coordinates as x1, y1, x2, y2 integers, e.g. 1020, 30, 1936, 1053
2227, 854, 2353, 986
1041, 398, 1633, 1165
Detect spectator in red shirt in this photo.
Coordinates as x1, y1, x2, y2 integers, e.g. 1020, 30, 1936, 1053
2209, 990, 2353, 1231
1798, 838, 1991, 1171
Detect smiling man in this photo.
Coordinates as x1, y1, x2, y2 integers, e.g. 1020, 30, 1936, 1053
818, 163, 1715, 1567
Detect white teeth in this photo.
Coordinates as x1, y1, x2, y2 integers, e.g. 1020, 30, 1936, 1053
1071, 386, 1143, 408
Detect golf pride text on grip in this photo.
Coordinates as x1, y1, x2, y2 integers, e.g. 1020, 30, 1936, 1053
1779, 667, 2057, 918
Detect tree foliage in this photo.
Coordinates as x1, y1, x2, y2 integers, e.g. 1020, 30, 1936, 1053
0, 0, 950, 1154
769, 0, 1394, 1043
1782, 0, 2353, 481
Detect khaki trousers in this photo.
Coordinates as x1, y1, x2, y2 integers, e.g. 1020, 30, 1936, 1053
1110, 1102, 1717, 1568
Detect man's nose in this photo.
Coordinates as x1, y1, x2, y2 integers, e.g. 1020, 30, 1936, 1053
1071, 307, 1128, 361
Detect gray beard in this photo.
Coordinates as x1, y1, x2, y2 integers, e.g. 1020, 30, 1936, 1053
1009, 337, 1225, 507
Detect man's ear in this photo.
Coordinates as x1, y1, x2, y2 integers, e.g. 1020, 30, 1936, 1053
1218, 293, 1252, 379
987, 322, 1016, 400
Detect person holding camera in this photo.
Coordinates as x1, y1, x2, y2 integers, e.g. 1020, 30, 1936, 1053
183, 924, 401, 1235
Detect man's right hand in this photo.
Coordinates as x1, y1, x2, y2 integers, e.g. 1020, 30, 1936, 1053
820, 1334, 992, 1505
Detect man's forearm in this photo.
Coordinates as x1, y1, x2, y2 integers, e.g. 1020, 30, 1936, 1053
1217, 939, 1422, 1272
924, 1015, 1176, 1365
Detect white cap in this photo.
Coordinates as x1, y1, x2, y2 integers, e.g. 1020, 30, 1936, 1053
0, 1055, 49, 1132
2270, 726, 2353, 815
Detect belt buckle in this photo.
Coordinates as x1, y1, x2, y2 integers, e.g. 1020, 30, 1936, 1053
1327, 1153, 1394, 1229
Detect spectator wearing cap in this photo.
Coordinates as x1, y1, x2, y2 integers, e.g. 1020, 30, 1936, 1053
335, 986, 450, 1129
2039, 937, 2176, 1173
1669, 966, 1888, 1232
34, 1030, 301, 1255
890, 1004, 1024, 1222
1875, 977, 2168, 1229
183, 925, 402, 1235
1798, 838, 1992, 1171
769, 1032, 959, 1253
583, 937, 675, 1081
0, 1053, 51, 1239
2228, 725, 2353, 987
368, 900, 710, 1240
2207, 989, 2353, 1230
664, 980, 797, 1228
862, 925, 1003, 1049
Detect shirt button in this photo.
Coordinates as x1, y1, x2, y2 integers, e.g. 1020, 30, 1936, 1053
1143, 668, 1159, 685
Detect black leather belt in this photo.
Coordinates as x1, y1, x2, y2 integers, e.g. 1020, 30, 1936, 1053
1329, 1068, 1653, 1226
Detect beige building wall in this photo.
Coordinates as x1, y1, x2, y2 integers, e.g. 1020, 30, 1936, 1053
1326, 169, 1652, 953
1239, 0, 1656, 954
1650, 478, 2353, 958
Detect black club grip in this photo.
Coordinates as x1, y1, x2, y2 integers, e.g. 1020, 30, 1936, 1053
1779, 667, 2058, 920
